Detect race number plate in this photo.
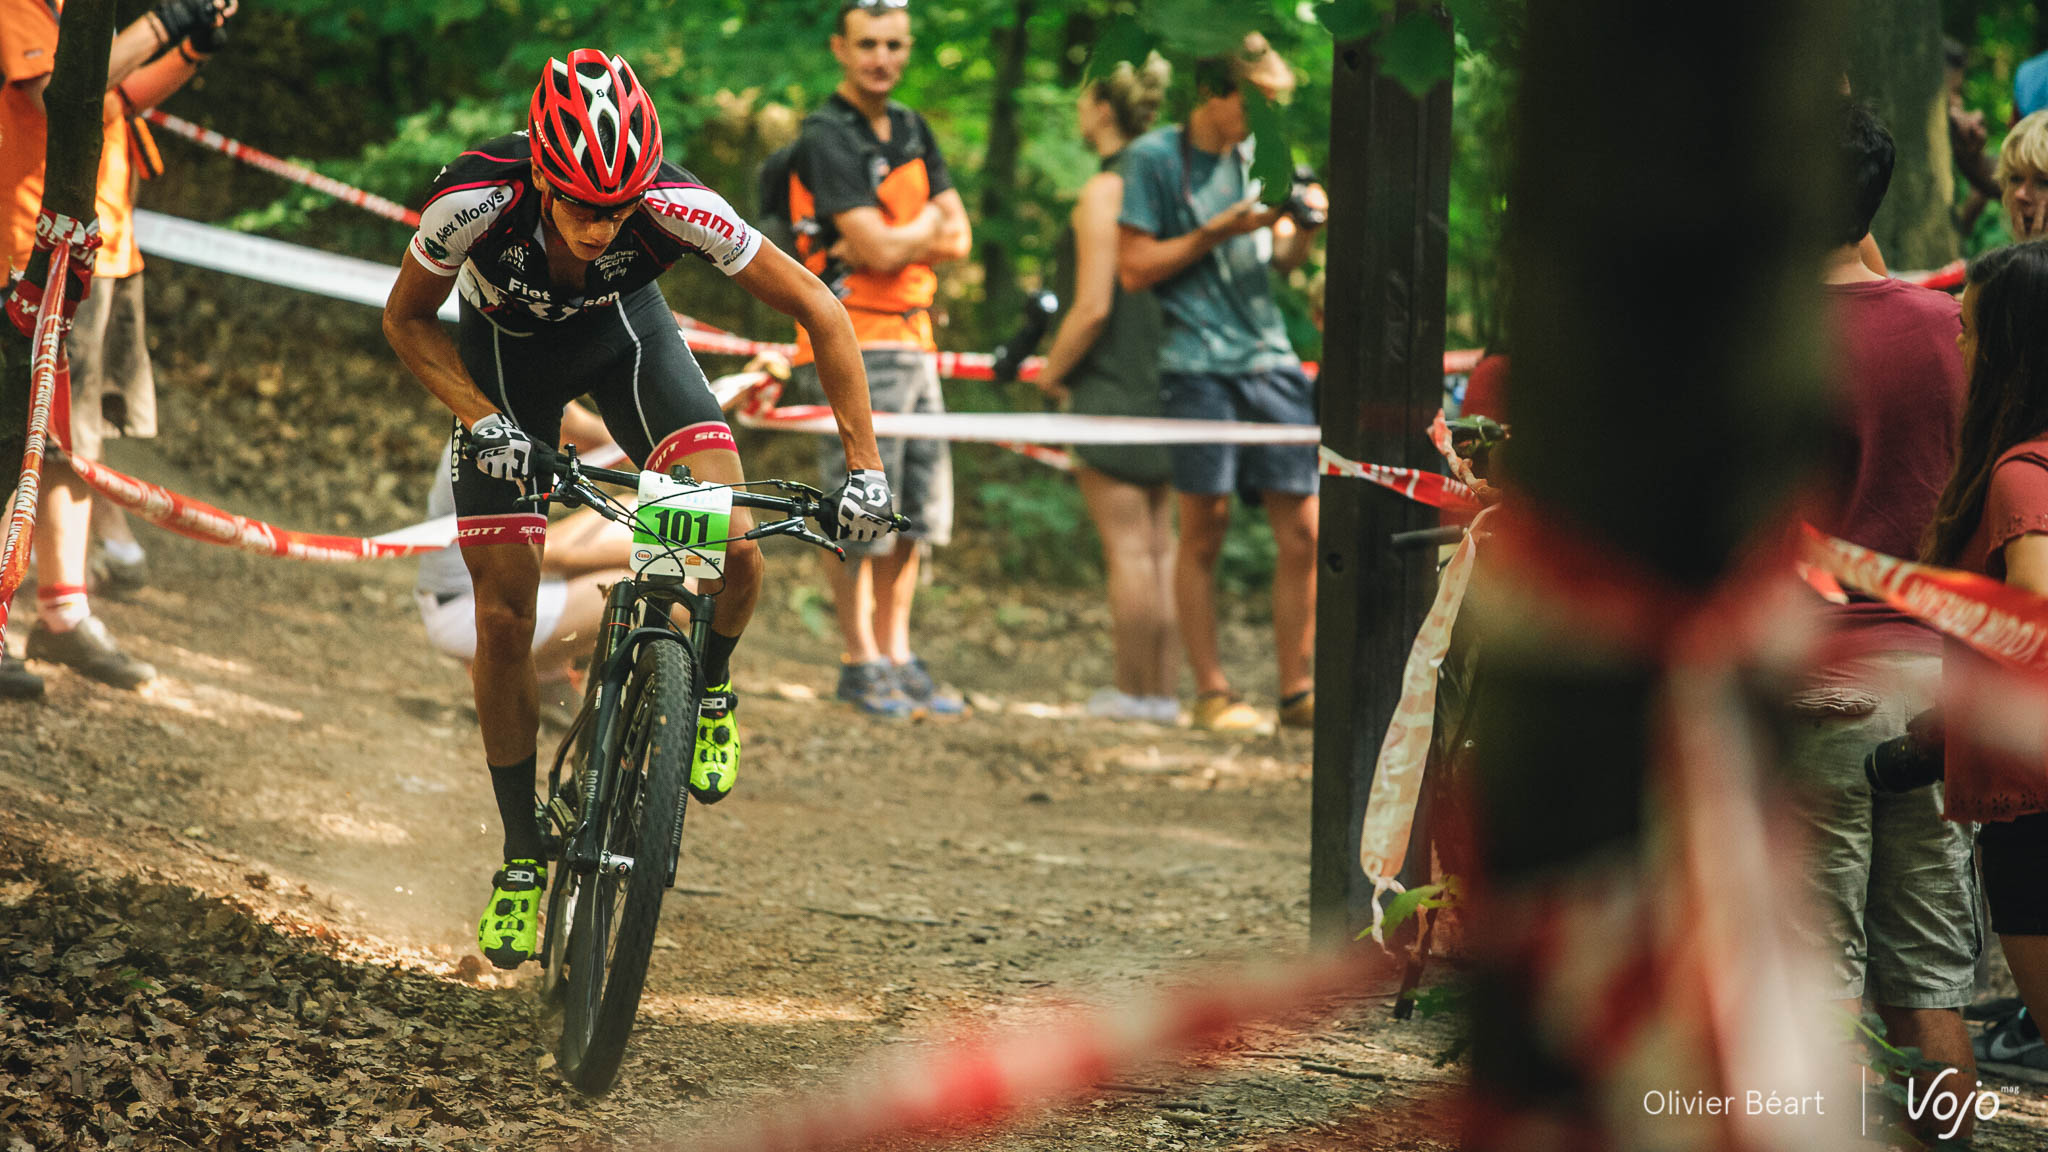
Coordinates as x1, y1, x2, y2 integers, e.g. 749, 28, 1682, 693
632, 471, 733, 579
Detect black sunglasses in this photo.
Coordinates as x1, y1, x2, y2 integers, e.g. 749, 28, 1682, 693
840, 0, 908, 11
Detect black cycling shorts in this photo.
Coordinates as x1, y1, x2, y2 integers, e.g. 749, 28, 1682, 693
448, 283, 735, 547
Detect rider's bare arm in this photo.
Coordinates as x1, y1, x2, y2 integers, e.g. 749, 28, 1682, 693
732, 243, 884, 474
383, 253, 498, 429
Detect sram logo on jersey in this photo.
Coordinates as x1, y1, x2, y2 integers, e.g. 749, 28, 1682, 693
432, 185, 513, 243
648, 197, 737, 240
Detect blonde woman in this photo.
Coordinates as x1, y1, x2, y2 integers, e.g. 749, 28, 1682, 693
1036, 57, 1179, 723
1999, 110, 2048, 240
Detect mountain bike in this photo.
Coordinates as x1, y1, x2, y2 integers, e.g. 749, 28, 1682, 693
524, 443, 883, 1095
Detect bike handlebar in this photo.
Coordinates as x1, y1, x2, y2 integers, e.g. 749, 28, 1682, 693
524, 443, 908, 559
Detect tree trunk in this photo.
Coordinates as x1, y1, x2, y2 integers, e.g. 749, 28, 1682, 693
1469, 0, 1844, 1137
976, 0, 1034, 337
1848, 0, 1956, 271
1308, 6, 1454, 945
0, 0, 114, 480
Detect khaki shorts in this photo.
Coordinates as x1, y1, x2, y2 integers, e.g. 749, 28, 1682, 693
65, 272, 157, 459
796, 349, 953, 560
1781, 651, 1980, 1008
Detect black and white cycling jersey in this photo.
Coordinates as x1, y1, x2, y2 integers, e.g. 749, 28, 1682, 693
406, 131, 761, 331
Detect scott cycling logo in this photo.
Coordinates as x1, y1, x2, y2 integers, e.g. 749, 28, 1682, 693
595, 250, 633, 280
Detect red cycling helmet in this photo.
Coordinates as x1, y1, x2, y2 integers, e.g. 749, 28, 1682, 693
529, 50, 664, 207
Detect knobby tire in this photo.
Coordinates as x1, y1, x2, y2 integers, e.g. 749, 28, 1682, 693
556, 638, 694, 1095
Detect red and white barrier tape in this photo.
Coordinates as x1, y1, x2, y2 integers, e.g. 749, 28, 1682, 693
1359, 507, 1488, 937
1459, 515, 1839, 1149
66, 454, 442, 562
1317, 445, 1479, 513
1800, 524, 2048, 672
670, 949, 1389, 1152
0, 231, 81, 635
142, 109, 422, 227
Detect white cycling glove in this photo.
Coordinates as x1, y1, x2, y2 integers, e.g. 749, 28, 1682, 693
468, 413, 537, 482
826, 468, 896, 543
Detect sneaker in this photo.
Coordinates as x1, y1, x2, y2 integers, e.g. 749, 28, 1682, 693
1086, 688, 1152, 721
1139, 696, 1180, 725
894, 657, 965, 716
1975, 1006, 2048, 1068
691, 680, 739, 804
1192, 691, 1261, 733
1279, 690, 1315, 729
0, 652, 43, 700
89, 549, 148, 601
478, 858, 546, 969
27, 616, 155, 689
836, 659, 914, 718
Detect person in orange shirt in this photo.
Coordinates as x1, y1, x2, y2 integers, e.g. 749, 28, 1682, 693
0, 0, 234, 696
785, 0, 973, 717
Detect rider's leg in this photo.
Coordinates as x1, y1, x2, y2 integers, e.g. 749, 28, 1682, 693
653, 445, 762, 684
463, 538, 546, 859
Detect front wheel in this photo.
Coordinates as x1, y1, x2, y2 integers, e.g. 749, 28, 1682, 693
556, 637, 694, 1095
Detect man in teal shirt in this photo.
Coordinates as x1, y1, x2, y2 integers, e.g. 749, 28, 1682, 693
1118, 32, 1326, 733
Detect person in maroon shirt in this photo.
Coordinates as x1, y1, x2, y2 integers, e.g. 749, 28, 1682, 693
1785, 102, 1979, 1135
1922, 237, 2048, 1074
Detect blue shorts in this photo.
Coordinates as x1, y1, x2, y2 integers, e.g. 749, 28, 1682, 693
1160, 366, 1320, 497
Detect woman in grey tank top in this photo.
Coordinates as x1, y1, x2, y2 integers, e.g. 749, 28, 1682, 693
1034, 58, 1179, 725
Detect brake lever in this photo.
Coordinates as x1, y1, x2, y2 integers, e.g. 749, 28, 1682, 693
784, 523, 846, 560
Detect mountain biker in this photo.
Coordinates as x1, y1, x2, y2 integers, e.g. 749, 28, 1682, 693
383, 49, 895, 969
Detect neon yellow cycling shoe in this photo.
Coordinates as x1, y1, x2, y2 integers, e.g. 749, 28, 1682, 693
691, 681, 739, 804
478, 858, 546, 969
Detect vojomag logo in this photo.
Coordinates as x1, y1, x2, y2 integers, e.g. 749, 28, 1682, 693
1888, 1069, 2000, 1143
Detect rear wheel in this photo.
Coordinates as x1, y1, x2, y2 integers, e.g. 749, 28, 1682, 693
555, 637, 694, 1095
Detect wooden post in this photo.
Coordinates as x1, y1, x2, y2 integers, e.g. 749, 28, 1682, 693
1466, 0, 1845, 1131
0, 0, 114, 479
1308, 5, 1455, 947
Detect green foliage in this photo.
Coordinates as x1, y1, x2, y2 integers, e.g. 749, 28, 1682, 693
1363, 874, 1461, 939
1375, 11, 1456, 98
785, 582, 832, 641
1217, 504, 1279, 597
1240, 86, 1297, 206
1317, 0, 1388, 43
975, 472, 1098, 586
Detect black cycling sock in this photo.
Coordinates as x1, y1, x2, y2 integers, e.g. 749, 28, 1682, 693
489, 754, 543, 862
702, 631, 740, 688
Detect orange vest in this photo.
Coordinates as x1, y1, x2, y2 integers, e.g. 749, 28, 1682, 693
787, 102, 939, 364
0, 0, 144, 279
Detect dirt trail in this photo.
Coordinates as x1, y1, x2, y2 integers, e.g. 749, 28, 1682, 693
4, 438, 2047, 1151
0, 438, 1471, 1151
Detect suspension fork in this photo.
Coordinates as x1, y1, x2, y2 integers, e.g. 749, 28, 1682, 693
567, 578, 643, 873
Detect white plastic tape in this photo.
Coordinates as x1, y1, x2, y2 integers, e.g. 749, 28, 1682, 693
134, 210, 459, 322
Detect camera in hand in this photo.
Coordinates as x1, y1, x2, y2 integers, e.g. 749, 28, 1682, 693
990, 290, 1058, 384
1863, 709, 1946, 794
1282, 165, 1326, 229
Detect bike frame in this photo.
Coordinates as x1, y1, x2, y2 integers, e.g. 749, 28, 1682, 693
564, 572, 712, 891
